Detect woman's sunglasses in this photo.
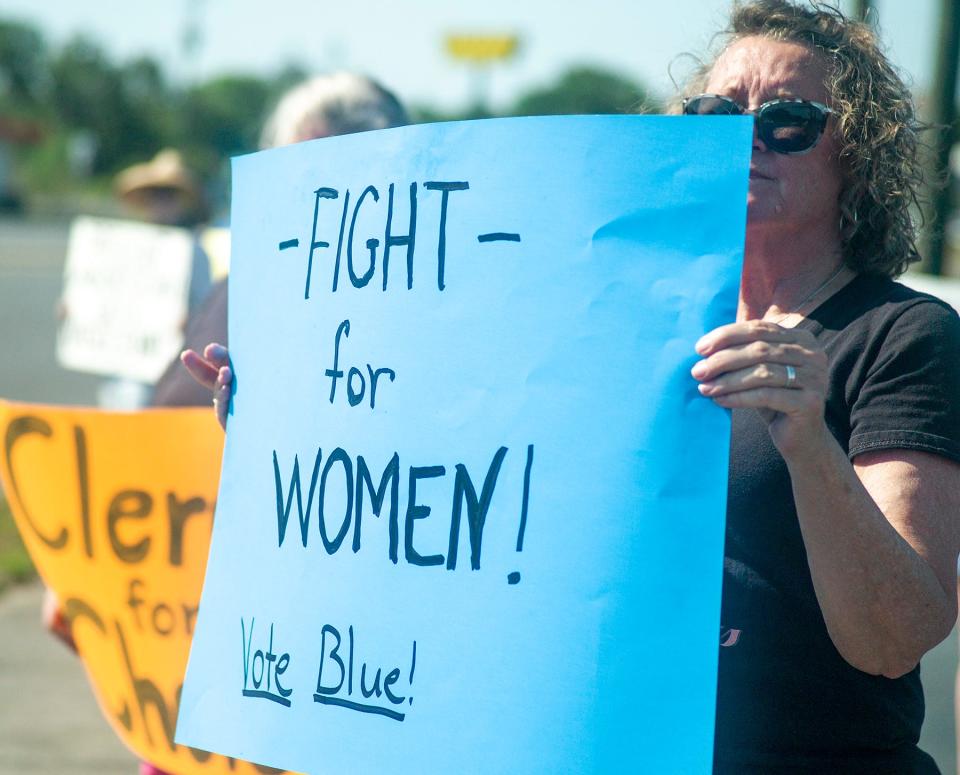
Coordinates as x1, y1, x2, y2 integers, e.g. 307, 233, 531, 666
682, 94, 833, 155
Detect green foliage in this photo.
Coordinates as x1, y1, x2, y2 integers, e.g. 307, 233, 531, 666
412, 65, 660, 124
16, 127, 71, 191
409, 104, 452, 124
0, 19, 48, 106
181, 75, 271, 168
0, 495, 35, 593
0, 15, 659, 212
50, 36, 165, 173
510, 65, 658, 116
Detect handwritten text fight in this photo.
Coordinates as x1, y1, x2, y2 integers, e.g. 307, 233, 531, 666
278, 181, 521, 299
278, 180, 521, 413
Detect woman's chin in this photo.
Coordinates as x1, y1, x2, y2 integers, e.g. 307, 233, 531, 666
745, 196, 782, 225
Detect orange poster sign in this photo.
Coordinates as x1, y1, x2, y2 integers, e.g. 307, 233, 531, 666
0, 400, 288, 774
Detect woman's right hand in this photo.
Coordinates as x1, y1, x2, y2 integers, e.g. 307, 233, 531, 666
180, 343, 232, 430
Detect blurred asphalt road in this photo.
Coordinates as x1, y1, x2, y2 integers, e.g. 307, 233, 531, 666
0, 215, 956, 773
0, 581, 138, 773
0, 216, 136, 773
0, 216, 99, 406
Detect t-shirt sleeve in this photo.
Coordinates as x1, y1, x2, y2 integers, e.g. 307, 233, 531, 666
848, 298, 960, 462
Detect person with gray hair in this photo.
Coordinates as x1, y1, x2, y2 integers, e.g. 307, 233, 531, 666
259, 71, 408, 149
44, 71, 408, 775
154, 72, 407, 407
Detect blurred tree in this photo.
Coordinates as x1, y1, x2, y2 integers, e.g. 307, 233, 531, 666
180, 75, 272, 176
409, 104, 451, 124
121, 57, 168, 104
920, 0, 960, 275
121, 56, 175, 146
269, 63, 311, 102
0, 12, 664, 215
49, 36, 164, 173
510, 66, 657, 116
411, 65, 656, 124
852, 0, 873, 23
0, 20, 48, 107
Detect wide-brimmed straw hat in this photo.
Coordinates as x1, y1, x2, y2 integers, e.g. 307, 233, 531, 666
114, 148, 201, 205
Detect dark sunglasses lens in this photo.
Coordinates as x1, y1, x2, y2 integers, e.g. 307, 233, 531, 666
683, 95, 741, 116
758, 102, 826, 153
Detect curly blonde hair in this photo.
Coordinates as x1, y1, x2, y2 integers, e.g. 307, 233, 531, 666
685, 0, 925, 277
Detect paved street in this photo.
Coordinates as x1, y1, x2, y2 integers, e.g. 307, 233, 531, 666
0, 217, 135, 773
0, 215, 957, 773
0, 581, 137, 773
0, 216, 99, 405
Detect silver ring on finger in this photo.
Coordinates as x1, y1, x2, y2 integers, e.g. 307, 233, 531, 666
785, 364, 798, 388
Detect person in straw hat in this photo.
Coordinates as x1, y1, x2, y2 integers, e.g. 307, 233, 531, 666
87, 149, 214, 409
114, 148, 209, 229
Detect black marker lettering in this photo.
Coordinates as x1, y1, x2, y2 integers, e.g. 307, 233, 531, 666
319, 448, 354, 554
332, 189, 351, 292
447, 446, 508, 571
107, 490, 152, 563
326, 320, 350, 404
306, 187, 338, 300
3, 415, 68, 549
404, 465, 446, 567
347, 186, 380, 288
166, 492, 207, 567
355, 453, 400, 560
274, 448, 323, 547
424, 181, 469, 290
383, 182, 418, 291
315, 624, 345, 695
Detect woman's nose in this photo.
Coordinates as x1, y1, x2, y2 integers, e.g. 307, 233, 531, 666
751, 117, 768, 153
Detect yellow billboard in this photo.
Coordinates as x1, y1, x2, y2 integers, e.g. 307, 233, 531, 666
445, 34, 520, 63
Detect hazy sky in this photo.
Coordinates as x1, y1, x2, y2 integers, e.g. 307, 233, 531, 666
0, 0, 940, 109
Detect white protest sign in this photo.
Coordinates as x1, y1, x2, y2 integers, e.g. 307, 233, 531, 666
57, 216, 194, 383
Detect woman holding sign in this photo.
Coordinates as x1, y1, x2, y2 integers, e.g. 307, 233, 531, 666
682, 1, 960, 772
183, 3, 960, 772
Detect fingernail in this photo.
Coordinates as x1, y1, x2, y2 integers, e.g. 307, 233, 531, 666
209, 343, 227, 358
691, 361, 707, 379
695, 336, 710, 355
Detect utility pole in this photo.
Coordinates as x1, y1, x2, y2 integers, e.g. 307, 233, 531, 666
923, 0, 960, 275
181, 0, 207, 85
852, 0, 872, 23
445, 34, 520, 117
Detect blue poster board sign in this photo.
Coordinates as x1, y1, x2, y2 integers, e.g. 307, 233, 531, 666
176, 115, 751, 773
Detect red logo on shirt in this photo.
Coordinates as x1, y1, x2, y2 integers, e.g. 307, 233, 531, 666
720, 627, 742, 647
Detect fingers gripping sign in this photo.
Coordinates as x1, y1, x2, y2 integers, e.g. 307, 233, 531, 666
181, 343, 232, 430
691, 320, 830, 456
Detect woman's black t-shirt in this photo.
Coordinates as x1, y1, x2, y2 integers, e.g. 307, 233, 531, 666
714, 274, 960, 774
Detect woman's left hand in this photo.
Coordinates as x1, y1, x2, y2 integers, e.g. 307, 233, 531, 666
691, 319, 829, 457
